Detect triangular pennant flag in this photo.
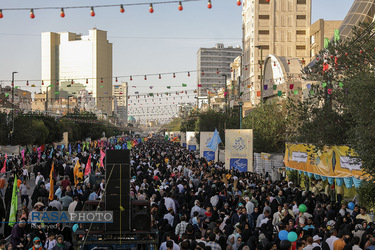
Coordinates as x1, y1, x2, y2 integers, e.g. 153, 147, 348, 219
31, 84, 36, 87
167, 86, 171, 89
182, 83, 187, 87
100, 86, 104, 88
310, 90, 315, 95
322, 82, 327, 88
15, 86, 19, 89
273, 85, 277, 90
294, 90, 298, 95
264, 85, 268, 90
54, 92, 60, 94
67, 85, 71, 87
289, 84, 294, 89
149, 93, 154, 97
278, 91, 282, 97
339, 82, 343, 87
5, 93, 9, 97
198, 84, 202, 87
307, 84, 311, 89
257, 91, 261, 97
328, 89, 332, 95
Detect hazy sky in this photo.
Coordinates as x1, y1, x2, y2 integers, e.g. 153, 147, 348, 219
0, 0, 353, 122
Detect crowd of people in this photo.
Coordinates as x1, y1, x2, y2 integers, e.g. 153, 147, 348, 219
0, 137, 374, 250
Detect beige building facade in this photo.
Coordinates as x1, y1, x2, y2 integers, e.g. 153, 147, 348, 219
113, 82, 128, 124
309, 19, 342, 61
41, 28, 113, 116
242, 0, 311, 106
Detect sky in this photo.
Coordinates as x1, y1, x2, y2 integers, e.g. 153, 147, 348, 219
0, 0, 354, 123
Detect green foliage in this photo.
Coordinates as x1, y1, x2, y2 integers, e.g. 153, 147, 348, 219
0, 113, 9, 145
31, 120, 49, 145
194, 108, 240, 145
243, 101, 290, 153
357, 180, 375, 210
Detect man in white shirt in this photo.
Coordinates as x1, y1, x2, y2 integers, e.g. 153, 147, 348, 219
35, 172, 44, 185
68, 196, 79, 214
326, 229, 338, 250
312, 235, 322, 249
164, 195, 176, 214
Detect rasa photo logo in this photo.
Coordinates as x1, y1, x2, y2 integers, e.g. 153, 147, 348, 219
30, 211, 113, 223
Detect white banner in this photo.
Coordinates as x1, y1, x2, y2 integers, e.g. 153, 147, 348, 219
200, 132, 217, 162
180, 132, 186, 148
186, 131, 199, 151
225, 129, 253, 172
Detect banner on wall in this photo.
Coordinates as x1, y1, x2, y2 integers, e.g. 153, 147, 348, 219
180, 132, 186, 148
200, 132, 217, 162
186, 132, 199, 151
171, 131, 181, 142
225, 129, 253, 172
284, 143, 363, 179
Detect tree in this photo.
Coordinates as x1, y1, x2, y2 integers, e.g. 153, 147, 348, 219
242, 101, 290, 153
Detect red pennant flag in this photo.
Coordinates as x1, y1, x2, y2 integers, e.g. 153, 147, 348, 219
1, 154, 7, 173
289, 84, 294, 89
85, 154, 92, 176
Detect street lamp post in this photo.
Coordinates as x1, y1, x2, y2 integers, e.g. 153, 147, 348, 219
11, 71, 18, 145
255, 46, 263, 106
222, 74, 228, 115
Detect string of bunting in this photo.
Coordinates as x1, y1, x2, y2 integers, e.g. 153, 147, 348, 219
0, 0, 243, 19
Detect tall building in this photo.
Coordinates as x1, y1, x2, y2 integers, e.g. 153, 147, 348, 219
242, 0, 311, 106
339, 0, 375, 41
309, 19, 342, 61
197, 43, 242, 96
41, 28, 113, 115
113, 82, 128, 124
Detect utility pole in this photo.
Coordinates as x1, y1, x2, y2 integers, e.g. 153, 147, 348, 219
222, 74, 228, 115
255, 46, 263, 106
11, 72, 17, 145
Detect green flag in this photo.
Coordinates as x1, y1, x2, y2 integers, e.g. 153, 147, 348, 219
149, 93, 154, 97
334, 29, 340, 42
15, 86, 19, 89
165, 134, 169, 141
277, 91, 282, 97
273, 85, 277, 90
322, 82, 327, 88
324, 38, 329, 49
310, 90, 315, 96
167, 86, 171, 89
100, 86, 104, 88
339, 82, 343, 87
9, 175, 18, 227
67, 85, 71, 87
294, 90, 298, 95
54, 92, 60, 94
182, 83, 187, 87
26, 145, 31, 155
5, 93, 9, 97
127, 141, 132, 149
49, 84, 53, 87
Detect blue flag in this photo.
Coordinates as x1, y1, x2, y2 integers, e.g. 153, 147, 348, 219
69, 143, 71, 155
206, 128, 222, 152
77, 143, 81, 153
49, 148, 53, 159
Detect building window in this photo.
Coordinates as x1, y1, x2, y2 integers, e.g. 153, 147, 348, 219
259, 0, 270, 4
258, 30, 270, 35
259, 15, 270, 20
296, 45, 306, 50
297, 0, 306, 4
297, 15, 306, 20
296, 30, 306, 35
